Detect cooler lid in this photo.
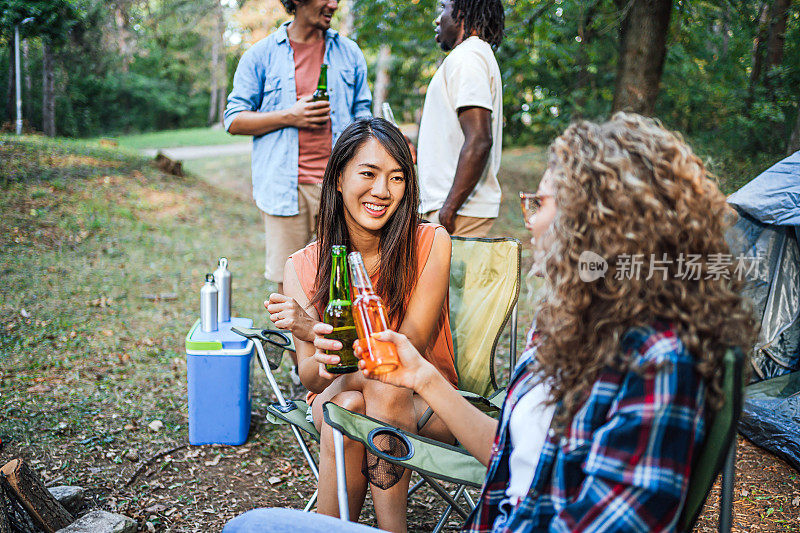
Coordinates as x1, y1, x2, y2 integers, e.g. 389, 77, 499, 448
185, 316, 254, 351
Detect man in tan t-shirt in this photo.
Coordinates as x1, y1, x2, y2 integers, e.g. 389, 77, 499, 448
417, 0, 505, 237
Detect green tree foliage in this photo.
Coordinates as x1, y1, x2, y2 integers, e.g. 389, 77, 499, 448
0, 0, 80, 42
0, 0, 231, 136
352, 0, 799, 166
0, 0, 798, 170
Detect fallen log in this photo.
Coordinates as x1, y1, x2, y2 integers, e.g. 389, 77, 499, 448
0, 475, 39, 533
0, 459, 73, 533
0, 479, 10, 533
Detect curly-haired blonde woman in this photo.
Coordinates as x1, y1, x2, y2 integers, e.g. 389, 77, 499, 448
224, 113, 756, 532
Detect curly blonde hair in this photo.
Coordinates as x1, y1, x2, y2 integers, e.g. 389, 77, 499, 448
534, 112, 757, 428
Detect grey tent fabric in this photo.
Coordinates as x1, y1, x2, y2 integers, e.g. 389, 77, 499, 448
728, 151, 800, 226
727, 151, 800, 380
739, 371, 800, 472
726, 151, 800, 471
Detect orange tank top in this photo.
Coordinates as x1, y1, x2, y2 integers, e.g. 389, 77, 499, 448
291, 223, 458, 402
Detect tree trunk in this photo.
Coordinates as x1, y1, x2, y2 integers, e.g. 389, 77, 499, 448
218, 85, 226, 126
789, 103, 800, 155
115, 6, 133, 73
764, 0, 791, 76
611, 0, 673, 116
207, 32, 220, 125
0, 459, 73, 533
42, 41, 56, 137
6, 46, 15, 124
22, 39, 31, 121
721, 5, 731, 56
208, 2, 226, 125
574, 1, 600, 113
748, 2, 770, 103
372, 45, 392, 117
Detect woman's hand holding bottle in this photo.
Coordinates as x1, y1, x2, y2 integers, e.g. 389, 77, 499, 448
310, 322, 343, 380
357, 330, 437, 394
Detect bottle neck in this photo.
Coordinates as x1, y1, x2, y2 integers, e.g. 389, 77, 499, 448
316, 65, 327, 92
348, 252, 374, 296
330, 252, 351, 303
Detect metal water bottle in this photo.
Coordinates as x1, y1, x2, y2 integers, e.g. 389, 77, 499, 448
214, 257, 231, 323
200, 273, 218, 332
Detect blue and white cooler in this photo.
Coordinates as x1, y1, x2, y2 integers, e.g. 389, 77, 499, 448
185, 317, 254, 445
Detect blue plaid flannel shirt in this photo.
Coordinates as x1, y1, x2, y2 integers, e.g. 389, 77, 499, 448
463, 322, 707, 532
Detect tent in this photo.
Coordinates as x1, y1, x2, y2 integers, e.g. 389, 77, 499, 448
726, 151, 800, 470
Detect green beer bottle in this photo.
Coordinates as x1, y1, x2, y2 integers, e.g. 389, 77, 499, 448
324, 245, 358, 374
312, 64, 329, 102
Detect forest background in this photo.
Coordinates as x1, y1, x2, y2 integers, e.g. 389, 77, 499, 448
1, 0, 799, 183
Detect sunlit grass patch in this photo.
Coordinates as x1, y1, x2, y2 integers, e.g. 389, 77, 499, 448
1, 134, 146, 184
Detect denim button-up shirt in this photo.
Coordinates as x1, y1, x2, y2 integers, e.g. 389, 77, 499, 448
224, 23, 372, 216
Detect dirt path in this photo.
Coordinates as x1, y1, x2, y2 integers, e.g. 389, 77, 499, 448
142, 143, 251, 160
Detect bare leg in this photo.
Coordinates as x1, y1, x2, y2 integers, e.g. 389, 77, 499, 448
314, 382, 368, 521
360, 380, 418, 533
314, 375, 454, 533
413, 395, 455, 444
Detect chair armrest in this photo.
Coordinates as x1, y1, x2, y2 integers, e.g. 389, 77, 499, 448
323, 402, 487, 487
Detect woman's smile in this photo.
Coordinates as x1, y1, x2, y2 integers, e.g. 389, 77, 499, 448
362, 201, 389, 217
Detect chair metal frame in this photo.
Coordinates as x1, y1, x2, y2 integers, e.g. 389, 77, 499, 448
232, 327, 321, 511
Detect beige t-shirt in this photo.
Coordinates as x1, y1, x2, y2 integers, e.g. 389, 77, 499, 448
417, 36, 503, 218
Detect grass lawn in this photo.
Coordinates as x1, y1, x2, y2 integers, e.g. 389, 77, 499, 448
1, 134, 798, 531
87, 127, 248, 151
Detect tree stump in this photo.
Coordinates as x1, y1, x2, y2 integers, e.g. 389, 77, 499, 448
0, 459, 73, 533
153, 153, 184, 177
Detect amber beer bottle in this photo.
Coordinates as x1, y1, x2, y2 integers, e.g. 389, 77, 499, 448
312, 64, 328, 101
324, 245, 359, 374
347, 252, 400, 374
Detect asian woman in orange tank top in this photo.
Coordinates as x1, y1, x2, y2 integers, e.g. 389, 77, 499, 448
265, 118, 457, 532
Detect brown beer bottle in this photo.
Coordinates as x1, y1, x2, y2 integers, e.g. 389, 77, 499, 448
347, 252, 399, 374
312, 64, 328, 102
324, 245, 358, 374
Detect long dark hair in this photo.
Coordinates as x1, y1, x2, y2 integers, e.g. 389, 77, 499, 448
310, 118, 420, 326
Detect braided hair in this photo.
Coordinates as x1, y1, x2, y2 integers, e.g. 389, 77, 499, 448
452, 0, 505, 48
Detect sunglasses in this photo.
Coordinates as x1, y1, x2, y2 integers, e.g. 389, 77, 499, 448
519, 192, 551, 223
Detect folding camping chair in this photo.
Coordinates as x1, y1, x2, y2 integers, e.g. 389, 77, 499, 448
322, 236, 521, 530
326, 347, 746, 531
249, 236, 521, 521
677, 347, 746, 533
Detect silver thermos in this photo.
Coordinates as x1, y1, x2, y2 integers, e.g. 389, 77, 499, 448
200, 273, 218, 332
214, 257, 231, 323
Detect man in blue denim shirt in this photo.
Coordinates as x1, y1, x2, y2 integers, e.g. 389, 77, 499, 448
224, 0, 371, 297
